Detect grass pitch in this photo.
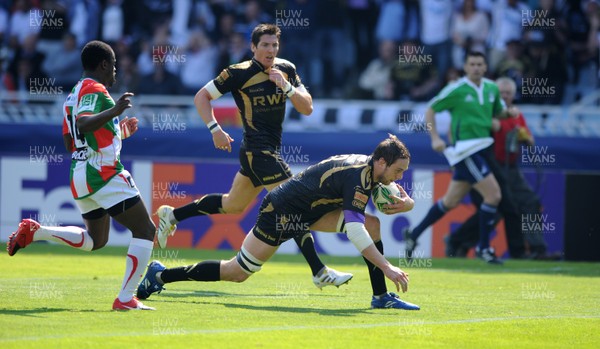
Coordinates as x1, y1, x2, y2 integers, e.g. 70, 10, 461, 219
1, 244, 599, 349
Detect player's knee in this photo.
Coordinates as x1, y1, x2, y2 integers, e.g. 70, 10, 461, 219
222, 195, 245, 214
229, 270, 251, 283
131, 220, 156, 241
366, 215, 381, 241
442, 197, 459, 210
485, 190, 502, 206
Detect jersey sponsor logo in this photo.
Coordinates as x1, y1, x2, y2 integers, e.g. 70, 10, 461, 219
71, 149, 88, 161
488, 93, 495, 103
465, 94, 474, 102
353, 191, 369, 205
252, 94, 285, 106
216, 69, 232, 85
352, 199, 366, 211
78, 94, 98, 113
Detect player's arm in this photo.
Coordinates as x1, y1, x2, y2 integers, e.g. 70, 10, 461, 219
195, 82, 235, 152
269, 68, 312, 115
77, 92, 134, 133
426, 107, 446, 152
63, 134, 74, 153
344, 211, 409, 293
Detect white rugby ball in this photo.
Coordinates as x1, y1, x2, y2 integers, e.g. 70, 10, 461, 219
372, 182, 401, 212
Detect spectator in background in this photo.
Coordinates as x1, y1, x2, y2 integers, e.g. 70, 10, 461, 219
451, 0, 490, 70
347, 0, 378, 70
390, 40, 439, 101
42, 32, 81, 91
109, 52, 139, 95
102, 0, 124, 44
488, 0, 529, 72
375, 1, 408, 50
138, 0, 172, 37
8, 0, 41, 49
522, 31, 568, 104
562, 0, 599, 104
217, 31, 252, 71
0, 4, 8, 45
278, 0, 316, 90
8, 34, 46, 93
356, 40, 397, 100
138, 63, 181, 95
419, 0, 453, 84
311, 0, 350, 97
37, 0, 70, 57
189, 0, 216, 38
180, 30, 218, 94
69, 0, 101, 47
136, 24, 180, 76
495, 40, 532, 101
237, 0, 272, 39
213, 12, 236, 50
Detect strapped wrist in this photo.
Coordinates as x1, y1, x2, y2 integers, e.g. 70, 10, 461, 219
207, 120, 221, 134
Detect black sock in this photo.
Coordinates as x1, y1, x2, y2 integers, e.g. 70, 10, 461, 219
294, 233, 325, 276
173, 194, 223, 222
363, 240, 387, 296
160, 260, 221, 283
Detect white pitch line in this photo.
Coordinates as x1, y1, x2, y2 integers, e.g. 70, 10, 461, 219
1, 314, 599, 342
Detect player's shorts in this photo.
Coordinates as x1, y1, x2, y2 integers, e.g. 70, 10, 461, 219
251, 194, 310, 246
452, 150, 491, 184
239, 147, 292, 187
74, 170, 141, 218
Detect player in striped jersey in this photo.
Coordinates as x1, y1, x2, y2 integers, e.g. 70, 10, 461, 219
7, 41, 157, 311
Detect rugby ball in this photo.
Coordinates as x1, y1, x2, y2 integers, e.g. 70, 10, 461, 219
372, 182, 401, 212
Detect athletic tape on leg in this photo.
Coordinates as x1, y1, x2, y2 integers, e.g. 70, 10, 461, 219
236, 246, 264, 275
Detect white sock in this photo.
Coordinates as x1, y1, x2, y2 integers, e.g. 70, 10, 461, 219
118, 238, 153, 302
33, 225, 94, 251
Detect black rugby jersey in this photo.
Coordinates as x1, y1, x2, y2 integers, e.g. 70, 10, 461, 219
212, 57, 302, 151
266, 154, 374, 225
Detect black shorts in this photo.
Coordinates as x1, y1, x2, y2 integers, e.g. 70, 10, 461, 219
252, 194, 310, 246
239, 148, 292, 187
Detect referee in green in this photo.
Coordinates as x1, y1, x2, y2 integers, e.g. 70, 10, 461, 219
403, 51, 517, 264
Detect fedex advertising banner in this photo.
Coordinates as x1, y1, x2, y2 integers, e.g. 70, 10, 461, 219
0, 156, 564, 258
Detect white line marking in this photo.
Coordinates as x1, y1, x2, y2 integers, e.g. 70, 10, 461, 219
1, 314, 599, 342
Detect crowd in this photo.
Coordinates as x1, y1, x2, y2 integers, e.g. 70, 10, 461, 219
0, 0, 598, 103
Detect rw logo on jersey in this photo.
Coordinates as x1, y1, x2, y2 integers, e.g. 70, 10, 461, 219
252, 94, 285, 106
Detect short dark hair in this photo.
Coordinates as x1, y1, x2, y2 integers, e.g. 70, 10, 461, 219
373, 134, 411, 166
251, 24, 281, 47
81, 40, 114, 71
465, 51, 487, 63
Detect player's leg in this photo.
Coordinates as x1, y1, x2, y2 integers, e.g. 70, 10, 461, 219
260, 160, 350, 287
6, 198, 108, 256
310, 210, 419, 310
137, 226, 279, 300
403, 179, 471, 256
472, 172, 503, 263
156, 171, 262, 248
109, 196, 156, 310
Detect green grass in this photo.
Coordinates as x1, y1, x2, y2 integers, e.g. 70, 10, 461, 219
1, 244, 599, 349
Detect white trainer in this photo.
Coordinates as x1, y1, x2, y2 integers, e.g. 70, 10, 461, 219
156, 205, 177, 249
312, 267, 353, 289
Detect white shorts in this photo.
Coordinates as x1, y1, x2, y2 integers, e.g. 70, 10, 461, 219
74, 170, 140, 214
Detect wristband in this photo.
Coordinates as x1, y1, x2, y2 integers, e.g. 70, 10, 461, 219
285, 85, 296, 98
207, 120, 221, 134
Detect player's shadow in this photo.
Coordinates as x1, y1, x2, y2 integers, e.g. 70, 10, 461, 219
0, 307, 70, 317
214, 302, 371, 317
161, 290, 345, 299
